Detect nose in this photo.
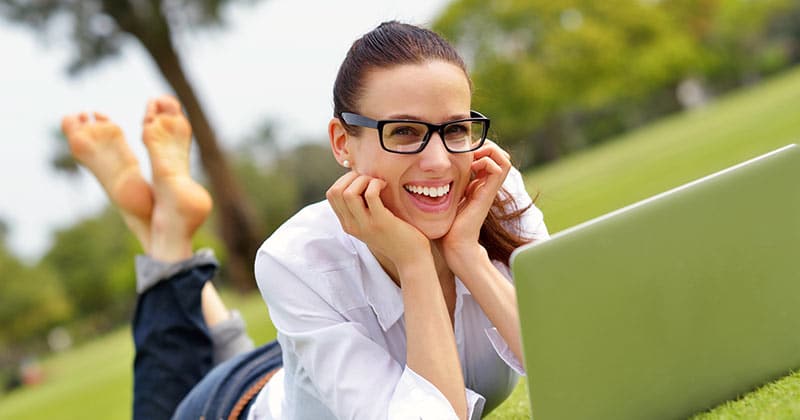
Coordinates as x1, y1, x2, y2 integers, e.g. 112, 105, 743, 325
418, 132, 451, 172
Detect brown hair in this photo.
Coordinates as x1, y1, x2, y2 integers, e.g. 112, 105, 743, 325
333, 21, 533, 264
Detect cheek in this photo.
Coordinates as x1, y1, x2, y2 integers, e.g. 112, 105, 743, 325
456, 155, 475, 184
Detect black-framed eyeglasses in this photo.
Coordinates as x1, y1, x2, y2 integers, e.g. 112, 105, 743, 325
339, 111, 490, 154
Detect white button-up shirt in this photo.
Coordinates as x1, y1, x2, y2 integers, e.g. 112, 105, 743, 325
249, 167, 549, 420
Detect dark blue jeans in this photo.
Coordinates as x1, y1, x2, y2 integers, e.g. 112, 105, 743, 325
132, 262, 281, 420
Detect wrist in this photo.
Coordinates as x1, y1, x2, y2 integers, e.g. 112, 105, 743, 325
445, 242, 488, 267
448, 245, 491, 281
396, 249, 436, 284
392, 240, 433, 269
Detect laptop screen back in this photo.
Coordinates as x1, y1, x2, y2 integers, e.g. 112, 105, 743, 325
511, 144, 800, 419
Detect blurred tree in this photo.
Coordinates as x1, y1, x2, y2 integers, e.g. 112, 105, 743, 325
276, 142, 346, 207
434, 0, 799, 167
665, 0, 796, 87
42, 208, 139, 322
41, 205, 225, 324
233, 123, 342, 236
0, 226, 72, 351
50, 128, 80, 174
0, 0, 265, 291
435, 0, 706, 166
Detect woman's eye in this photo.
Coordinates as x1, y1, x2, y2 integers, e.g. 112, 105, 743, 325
390, 126, 421, 137
445, 123, 469, 137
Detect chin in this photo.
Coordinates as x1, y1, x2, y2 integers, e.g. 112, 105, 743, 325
416, 220, 454, 240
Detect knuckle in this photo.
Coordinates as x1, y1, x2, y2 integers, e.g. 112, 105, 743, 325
342, 188, 358, 200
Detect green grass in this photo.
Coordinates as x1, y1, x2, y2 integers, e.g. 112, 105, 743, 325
2, 66, 799, 419
525, 68, 800, 233
0, 292, 274, 420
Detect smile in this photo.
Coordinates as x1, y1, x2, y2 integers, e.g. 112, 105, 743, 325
403, 183, 451, 198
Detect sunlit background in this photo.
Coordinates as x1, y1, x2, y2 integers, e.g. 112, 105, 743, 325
1, 0, 799, 418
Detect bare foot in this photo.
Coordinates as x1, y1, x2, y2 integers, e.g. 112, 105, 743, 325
142, 95, 212, 262
61, 112, 153, 249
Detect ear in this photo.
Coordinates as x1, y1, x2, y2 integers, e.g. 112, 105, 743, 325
329, 117, 352, 168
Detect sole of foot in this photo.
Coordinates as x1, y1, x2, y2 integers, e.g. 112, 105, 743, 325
142, 96, 212, 259
61, 112, 153, 247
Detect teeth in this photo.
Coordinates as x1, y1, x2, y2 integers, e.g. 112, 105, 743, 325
405, 183, 450, 198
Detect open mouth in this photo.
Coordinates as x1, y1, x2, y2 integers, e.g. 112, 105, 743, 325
404, 183, 451, 198
403, 182, 453, 210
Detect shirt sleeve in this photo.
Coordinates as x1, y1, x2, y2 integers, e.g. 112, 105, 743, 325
485, 163, 551, 376
390, 368, 486, 420
485, 160, 550, 376
477, 261, 527, 376
256, 249, 485, 420
502, 166, 550, 242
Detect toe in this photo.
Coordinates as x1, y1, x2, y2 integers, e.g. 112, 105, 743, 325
144, 99, 158, 124
155, 95, 182, 116
61, 115, 80, 135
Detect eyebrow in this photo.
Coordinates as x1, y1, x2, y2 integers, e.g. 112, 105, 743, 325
384, 113, 471, 122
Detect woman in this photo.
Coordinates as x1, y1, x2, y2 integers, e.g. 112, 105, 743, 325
254, 21, 548, 419
63, 21, 547, 420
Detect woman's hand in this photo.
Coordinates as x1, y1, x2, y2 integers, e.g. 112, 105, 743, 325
327, 171, 430, 271
439, 141, 512, 270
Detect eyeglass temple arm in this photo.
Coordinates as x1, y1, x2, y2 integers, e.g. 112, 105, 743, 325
340, 112, 379, 129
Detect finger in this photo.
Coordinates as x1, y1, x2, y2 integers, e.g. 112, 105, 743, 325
342, 175, 373, 221
473, 143, 511, 170
466, 158, 506, 206
326, 171, 360, 230
483, 139, 511, 161
363, 178, 388, 213
471, 155, 504, 180
466, 177, 482, 196
326, 171, 359, 201
78, 112, 89, 123
93, 112, 109, 122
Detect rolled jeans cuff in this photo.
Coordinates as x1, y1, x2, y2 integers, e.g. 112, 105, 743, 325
135, 248, 219, 294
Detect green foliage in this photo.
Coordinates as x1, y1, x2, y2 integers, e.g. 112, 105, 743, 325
233, 129, 344, 237
41, 208, 140, 320
434, 0, 800, 167
0, 244, 72, 348
274, 143, 346, 207
0, 0, 257, 75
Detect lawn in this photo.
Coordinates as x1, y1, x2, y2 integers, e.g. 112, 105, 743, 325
2, 65, 799, 419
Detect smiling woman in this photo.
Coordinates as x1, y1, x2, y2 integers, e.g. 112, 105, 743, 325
252, 21, 550, 419
60, 21, 550, 420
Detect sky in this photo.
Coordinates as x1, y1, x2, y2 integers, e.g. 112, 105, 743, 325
0, 0, 451, 262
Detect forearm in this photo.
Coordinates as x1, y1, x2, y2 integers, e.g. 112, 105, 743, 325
453, 250, 524, 368
400, 260, 468, 420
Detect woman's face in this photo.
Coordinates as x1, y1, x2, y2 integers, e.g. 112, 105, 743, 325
346, 60, 474, 240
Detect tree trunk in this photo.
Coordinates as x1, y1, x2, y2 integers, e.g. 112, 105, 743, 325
149, 42, 263, 292
113, 21, 261, 292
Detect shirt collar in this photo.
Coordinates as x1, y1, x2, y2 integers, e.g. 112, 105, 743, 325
455, 276, 472, 298
350, 236, 405, 332
349, 235, 478, 332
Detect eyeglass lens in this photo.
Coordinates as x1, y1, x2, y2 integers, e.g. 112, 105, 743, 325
381, 121, 485, 153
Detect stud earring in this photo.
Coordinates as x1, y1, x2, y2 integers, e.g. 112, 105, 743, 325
342, 159, 350, 168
